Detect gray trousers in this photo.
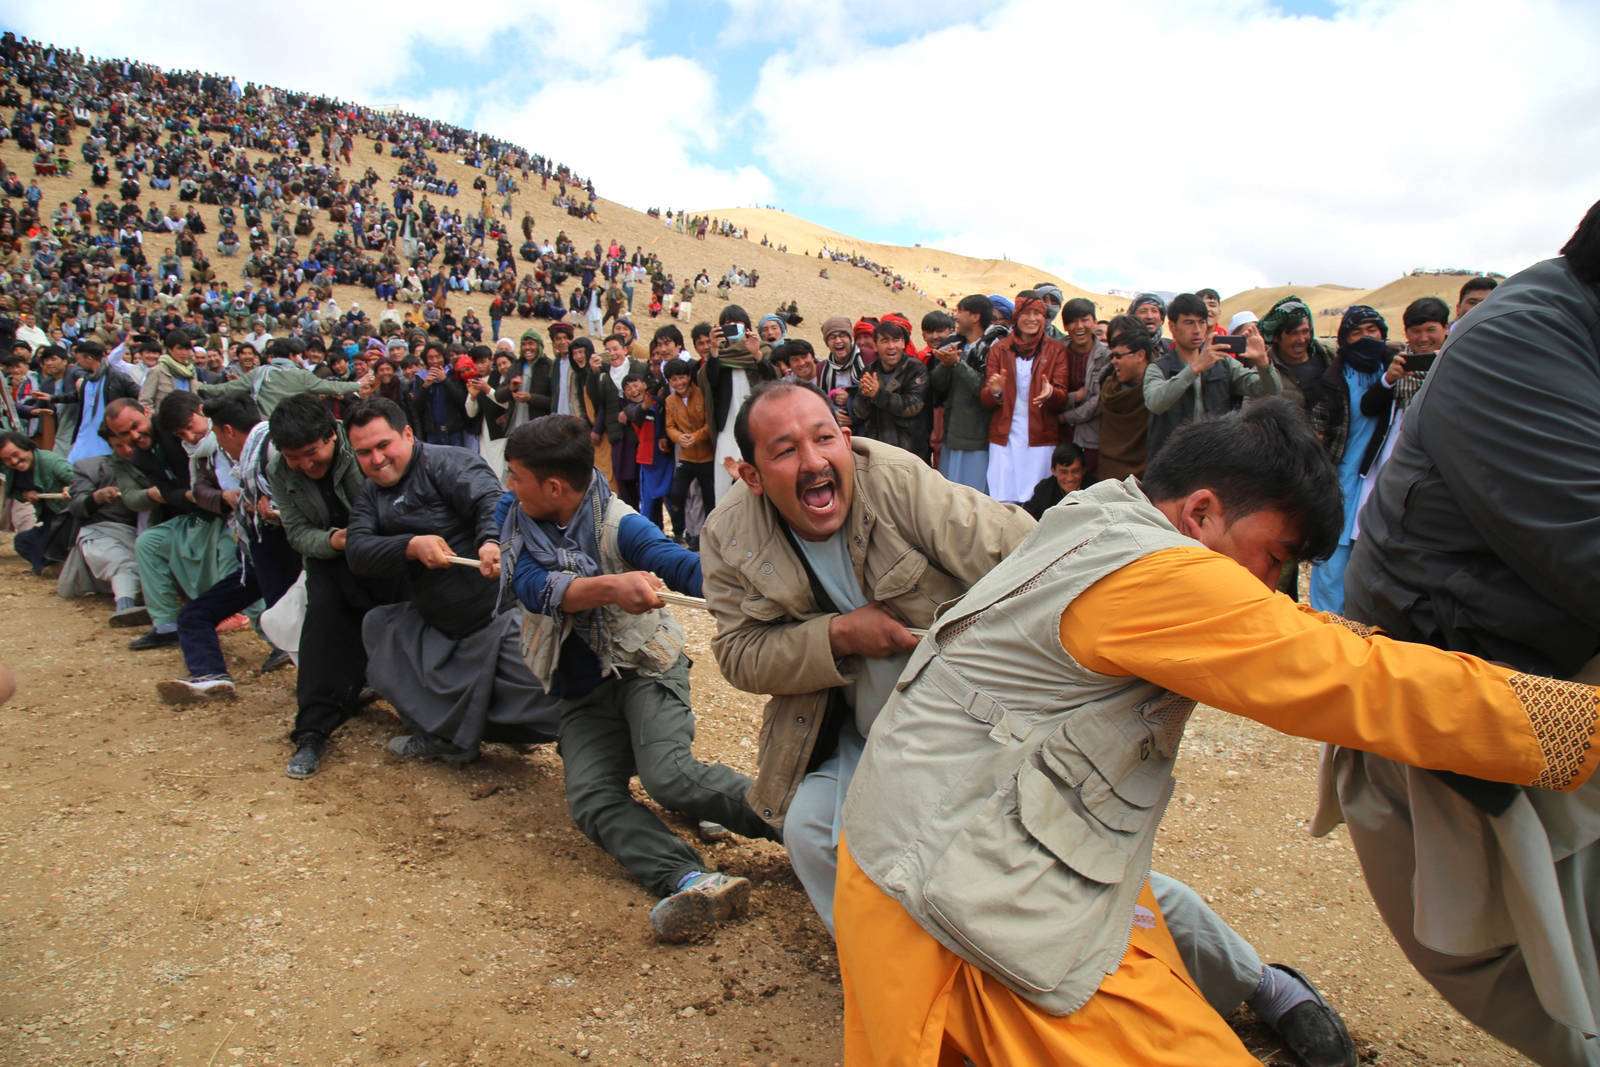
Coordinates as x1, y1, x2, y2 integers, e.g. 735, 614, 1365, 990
559, 655, 777, 898
1338, 751, 1600, 1067
788, 723, 1266, 1014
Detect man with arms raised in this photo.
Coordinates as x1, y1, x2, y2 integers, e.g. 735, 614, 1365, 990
836, 399, 1600, 1067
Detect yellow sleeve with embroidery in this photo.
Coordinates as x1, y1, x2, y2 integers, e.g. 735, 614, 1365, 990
1059, 545, 1599, 791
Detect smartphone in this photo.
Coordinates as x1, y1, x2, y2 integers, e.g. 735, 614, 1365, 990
723, 323, 744, 342
1404, 351, 1437, 375
1213, 334, 1247, 355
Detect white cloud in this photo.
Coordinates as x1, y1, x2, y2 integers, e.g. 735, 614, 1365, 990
473, 45, 776, 211
746, 0, 1600, 293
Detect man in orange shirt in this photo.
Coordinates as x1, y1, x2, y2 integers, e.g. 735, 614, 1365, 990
836, 398, 1600, 1067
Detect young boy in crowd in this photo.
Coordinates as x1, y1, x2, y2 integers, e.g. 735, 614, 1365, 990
1022, 441, 1087, 519
496, 415, 778, 942
661, 359, 714, 549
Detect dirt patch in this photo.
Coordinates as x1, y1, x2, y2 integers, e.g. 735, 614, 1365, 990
0, 541, 1527, 1065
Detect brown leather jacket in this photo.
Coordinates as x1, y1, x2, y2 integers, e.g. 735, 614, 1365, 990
981, 333, 1072, 446
701, 437, 1034, 828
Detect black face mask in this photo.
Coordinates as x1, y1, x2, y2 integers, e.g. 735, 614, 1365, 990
1339, 335, 1388, 375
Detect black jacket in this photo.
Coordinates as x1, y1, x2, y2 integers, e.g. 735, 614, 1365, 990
1348, 256, 1600, 680
345, 442, 504, 637
587, 358, 647, 444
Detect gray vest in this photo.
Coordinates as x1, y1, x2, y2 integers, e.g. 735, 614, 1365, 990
516, 497, 685, 691
843, 477, 1196, 1016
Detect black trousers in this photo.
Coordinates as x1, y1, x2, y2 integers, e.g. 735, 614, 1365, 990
668, 461, 716, 539
292, 555, 403, 744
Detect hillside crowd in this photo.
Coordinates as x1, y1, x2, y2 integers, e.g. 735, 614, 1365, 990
4, 31, 1600, 1067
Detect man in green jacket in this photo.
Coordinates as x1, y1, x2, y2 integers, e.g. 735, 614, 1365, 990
266, 395, 402, 779
930, 295, 1004, 492
199, 337, 374, 416
1, 431, 75, 574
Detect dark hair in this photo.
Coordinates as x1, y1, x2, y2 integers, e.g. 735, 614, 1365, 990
602, 333, 628, 350
103, 396, 143, 428
920, 310, 956, 334
719, 304, 752, 329
1560, 198, 1600, 284
268, 393, 337, 450
1051, 441, 1085, 468
956, 293, 995, 329
202, 394, 261, 434
504, 414, 593, 490
1167, 293, 1208, 323
468, 344, 493, 363
164, 329, 192, 351
0, 430, 32, 453
873, 319, 911, 343
1143, 397, 1342, 562
421, 340, 447, 361
0, 353, 22, 369
1061, 297, 1096, 324
1196, 288, 1221, 303
1457, 275, 1500, 302
1105, 314, 1155, 356
734, 379, 837, 464
72, 339, 106, 362
690, 321, 713, 342
569, 336, 594, 358
156, 388, 205, 434
344, 397, 409, 435
37, 344, 66, 363
1402, 297, 1450, 330
651, 324, 684, 349
265, 337, 303, 361
664, 359, 696, 380
776, 338, 815, 363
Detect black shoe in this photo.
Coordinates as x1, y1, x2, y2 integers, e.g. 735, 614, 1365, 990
1264, 965, 1357, 1067
286, 736, 326, 779
261, 648, 294, 673
128, 628, 181, 651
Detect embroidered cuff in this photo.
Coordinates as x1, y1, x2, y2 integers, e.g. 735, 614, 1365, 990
1510, 673, 1600, 791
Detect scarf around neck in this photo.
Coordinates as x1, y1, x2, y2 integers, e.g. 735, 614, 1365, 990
501, 469, 615, 656
160, 352, 197, 380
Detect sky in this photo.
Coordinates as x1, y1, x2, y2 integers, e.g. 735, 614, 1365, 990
13, 0, 1600, 295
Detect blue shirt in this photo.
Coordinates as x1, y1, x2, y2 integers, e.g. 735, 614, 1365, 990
1337, 364, 1382, 543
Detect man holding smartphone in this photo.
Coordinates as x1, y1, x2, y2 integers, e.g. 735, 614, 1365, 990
1143, 293, 1280, 462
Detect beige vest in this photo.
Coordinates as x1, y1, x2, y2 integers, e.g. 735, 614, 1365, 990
843, 477, 1196, 1016
516, 497, 685, 692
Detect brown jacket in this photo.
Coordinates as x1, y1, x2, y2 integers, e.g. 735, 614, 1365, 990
701, 437, 1034, 828
981, 333, 1071, 446
663, 383, 713, 463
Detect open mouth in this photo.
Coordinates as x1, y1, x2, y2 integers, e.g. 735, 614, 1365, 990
799, 471, 837, 515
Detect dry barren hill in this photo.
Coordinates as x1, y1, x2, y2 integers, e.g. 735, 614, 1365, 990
1220, 272, 1493, 339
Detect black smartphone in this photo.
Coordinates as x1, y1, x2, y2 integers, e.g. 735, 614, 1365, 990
1213, 334, 1247, 355
1404, 351, 1437, 375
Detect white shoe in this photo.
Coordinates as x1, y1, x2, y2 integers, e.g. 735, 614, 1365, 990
157, 675, 238, 706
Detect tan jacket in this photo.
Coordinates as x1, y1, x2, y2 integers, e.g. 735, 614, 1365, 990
701, 436, 1033, 828
663, 384, 712, 463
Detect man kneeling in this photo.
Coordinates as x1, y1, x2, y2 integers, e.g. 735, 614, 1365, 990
343, 398, 560, 760
497, 415, 779, 942
836, 398, 1600, 1066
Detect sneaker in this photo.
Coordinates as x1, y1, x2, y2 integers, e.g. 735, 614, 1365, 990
385, 733, 477, 763
109, 603, 151, 628
649, 872, 751, 943
286, 736, 326, 779
214, 613, 251, 634
128, 627, 181, 651
261, 648, 294, 673
156, 674, 237, 706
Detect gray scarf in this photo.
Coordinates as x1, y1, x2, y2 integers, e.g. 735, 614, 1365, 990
499, 469, 613, 655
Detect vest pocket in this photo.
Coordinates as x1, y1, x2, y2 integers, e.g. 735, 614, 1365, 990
922, 769, 1139, 1000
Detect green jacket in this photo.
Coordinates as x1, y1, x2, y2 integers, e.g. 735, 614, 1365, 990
929, 355, 989, 452
267, 426, 364, 560
2, 447, 74, 515
199, 359, 364, 417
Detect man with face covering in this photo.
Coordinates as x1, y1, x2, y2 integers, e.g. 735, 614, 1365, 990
1129, 293, 1169, 349
1306, 305, 1389, 614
